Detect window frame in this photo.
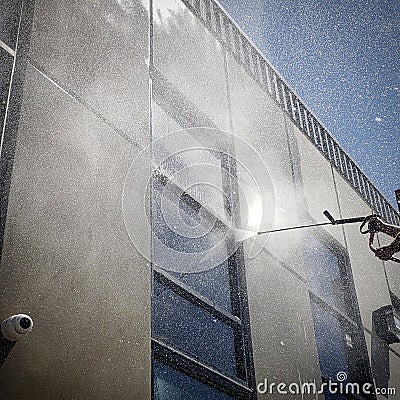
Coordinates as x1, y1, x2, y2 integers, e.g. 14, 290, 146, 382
150, 67, 257, 399
304, 226, 375, 399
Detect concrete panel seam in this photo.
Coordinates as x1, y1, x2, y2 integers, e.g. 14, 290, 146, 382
27, 59, 142, 149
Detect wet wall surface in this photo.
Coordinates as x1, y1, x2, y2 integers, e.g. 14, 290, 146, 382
0, 0, 399, 399
0, 1, 151, 399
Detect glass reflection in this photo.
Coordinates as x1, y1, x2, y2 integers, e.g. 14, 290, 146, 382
153, 279, 237, 376
153, 361, 234, 400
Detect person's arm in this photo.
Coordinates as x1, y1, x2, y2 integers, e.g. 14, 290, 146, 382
374, 233, 400, 261
369, 217, 400, 238
368, 217, 400, 261
379, 223, 400, 238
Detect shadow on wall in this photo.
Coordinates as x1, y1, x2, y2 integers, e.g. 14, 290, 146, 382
0, 337, 15, 367
371, 304, 400, 398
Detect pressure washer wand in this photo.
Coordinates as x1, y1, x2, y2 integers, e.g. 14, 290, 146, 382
256, 221, 332, 235
322, 210, 366, 225
256, 210, 367, 236
255, 210, 400, 263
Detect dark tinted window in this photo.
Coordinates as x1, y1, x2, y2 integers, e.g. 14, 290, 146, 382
168, 263, 232, 311
323, 390, 348, 400
152, 176, 232, 311
152, 177, 225, 255
153, 361, 234, 400
310, 300, 348, 380
153, 279, 237, 376
305, 238, 347, 314
305, 236, 374, 396
151, 72, 255, 398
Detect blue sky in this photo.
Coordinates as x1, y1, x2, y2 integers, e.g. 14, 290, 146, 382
218, 0, 399, 208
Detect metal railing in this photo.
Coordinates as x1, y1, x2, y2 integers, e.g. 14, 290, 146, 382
182, 0, 400, 225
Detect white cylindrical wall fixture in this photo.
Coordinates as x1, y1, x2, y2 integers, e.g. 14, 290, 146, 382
1, 314, 33, 341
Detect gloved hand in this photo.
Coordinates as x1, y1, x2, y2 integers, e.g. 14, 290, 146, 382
374, 244, 397, 261
368, 215, 385, 233
374, 234, 400, 261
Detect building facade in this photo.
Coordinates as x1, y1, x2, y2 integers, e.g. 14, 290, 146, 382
0, 0, 399, 399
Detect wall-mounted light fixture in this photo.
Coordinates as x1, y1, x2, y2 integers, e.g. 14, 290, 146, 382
1, 314, 33, 341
